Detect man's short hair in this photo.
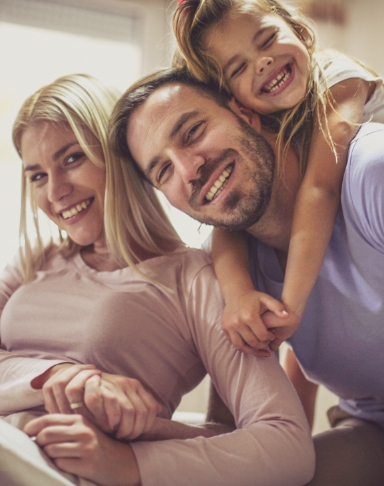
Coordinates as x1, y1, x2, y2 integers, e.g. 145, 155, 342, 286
108, 67, 232, 176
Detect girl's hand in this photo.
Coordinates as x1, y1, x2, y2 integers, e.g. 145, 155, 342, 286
24, 414, 140, 486
222, 290, 288, 356
42, 365, 162, 440
262, 309, 302, 351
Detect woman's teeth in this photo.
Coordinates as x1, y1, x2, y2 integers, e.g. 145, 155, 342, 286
263, 66, 291, 93
62, 199, 91, 220
205, 165, 233, 202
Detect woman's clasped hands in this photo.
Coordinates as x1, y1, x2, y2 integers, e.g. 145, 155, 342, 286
34, 363, 162, 440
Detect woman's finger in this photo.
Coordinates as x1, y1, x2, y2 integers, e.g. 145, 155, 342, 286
84, 376, 119, 432
136, 386, 162, 435
42, 365, 99, 414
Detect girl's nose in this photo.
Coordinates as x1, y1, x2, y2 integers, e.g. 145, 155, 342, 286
256, 57, 273, 75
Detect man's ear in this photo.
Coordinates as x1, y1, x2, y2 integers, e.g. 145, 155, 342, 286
227, 97, 261, 131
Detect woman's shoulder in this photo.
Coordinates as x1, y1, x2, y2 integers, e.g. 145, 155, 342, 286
136, 247, 214, 289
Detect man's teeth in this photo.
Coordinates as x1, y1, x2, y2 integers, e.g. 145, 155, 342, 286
206, 166, 233, 202
62, 199, 91, 220
263, 67, 291, 93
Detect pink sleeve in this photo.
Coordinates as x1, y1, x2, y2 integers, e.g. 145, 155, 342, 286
131, 265, 315, 486
0, 256, 71, 415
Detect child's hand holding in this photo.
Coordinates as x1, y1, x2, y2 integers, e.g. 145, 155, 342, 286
262, 308, 302, 352
222, 290, 288, 357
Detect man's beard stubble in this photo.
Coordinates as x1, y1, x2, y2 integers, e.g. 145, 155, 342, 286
189, 115, 275, 231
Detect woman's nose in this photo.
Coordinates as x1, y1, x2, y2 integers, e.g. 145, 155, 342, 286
47, 174, 72, 202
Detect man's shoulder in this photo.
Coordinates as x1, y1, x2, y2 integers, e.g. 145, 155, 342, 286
343, 123, 384, 248
347, 123, 384, 176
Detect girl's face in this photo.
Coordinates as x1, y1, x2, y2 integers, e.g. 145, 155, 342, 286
21, 122, 106, 248
205, 11, 311, 114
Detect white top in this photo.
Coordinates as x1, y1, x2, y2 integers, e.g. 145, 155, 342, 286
317, 49, 384, 122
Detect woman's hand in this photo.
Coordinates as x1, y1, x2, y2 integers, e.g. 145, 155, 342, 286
42, 365, 162, 440
222, 290, 288, 356
24, 414, 140, 486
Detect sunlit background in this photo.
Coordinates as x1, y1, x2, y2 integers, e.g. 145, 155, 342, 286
0, 0, 383, 432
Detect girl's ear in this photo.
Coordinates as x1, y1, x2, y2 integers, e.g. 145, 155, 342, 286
227, 97, 261, 131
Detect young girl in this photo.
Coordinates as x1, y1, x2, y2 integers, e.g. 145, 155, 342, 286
173, 0, 384, 357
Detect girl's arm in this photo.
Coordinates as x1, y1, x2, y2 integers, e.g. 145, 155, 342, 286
278, 78, 374, 339
211, 228, 285, 356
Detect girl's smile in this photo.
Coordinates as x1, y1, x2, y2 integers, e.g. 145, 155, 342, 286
205, 12, 311, 114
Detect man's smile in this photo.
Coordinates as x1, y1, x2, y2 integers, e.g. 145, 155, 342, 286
205, 164, 233, 202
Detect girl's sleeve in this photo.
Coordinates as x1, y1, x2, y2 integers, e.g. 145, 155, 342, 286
0, 256, 71, 415
130, 264, 315, 486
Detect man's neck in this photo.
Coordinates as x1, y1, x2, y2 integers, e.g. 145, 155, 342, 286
246, 130, 300, 252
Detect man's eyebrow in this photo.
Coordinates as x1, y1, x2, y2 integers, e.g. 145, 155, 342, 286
223, 27, 267, 74
24, 141, 79, 172
145, 110, 201, 181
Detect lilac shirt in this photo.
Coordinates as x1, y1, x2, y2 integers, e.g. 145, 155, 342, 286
249, 123, 384, 425
0, 248, 314, 486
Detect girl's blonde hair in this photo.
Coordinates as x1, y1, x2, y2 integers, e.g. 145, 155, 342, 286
12, 74, 183, 282
172, 0, 337, 177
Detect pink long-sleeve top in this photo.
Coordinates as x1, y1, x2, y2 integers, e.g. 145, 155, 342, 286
0, 248, 314, 485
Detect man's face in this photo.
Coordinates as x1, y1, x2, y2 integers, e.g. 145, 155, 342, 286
127, 83, 275, 230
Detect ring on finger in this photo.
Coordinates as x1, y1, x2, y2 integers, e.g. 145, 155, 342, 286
70, 401, 84, 410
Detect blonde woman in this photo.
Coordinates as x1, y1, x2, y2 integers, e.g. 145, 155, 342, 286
0, 73, 314, 486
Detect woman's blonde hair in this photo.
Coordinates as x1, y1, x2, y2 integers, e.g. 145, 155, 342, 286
12, 74, 183, 282
172, 0, 337, 177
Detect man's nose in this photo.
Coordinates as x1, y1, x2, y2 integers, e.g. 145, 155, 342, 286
256, 56, 273, 75
172, 150, 205, 185
47, 173, 72, 202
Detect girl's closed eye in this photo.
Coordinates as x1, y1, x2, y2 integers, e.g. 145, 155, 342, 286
261, 29, 278, 49
230, 62, 247, 80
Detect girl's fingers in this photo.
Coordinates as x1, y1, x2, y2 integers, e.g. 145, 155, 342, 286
260, 294, 288, 317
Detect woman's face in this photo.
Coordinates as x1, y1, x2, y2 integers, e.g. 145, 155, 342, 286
21, 122, 106, 248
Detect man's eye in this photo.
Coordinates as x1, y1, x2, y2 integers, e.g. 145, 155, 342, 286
230, 63, 246, 79
157, 163, 170, 183
186, 122, 204, 142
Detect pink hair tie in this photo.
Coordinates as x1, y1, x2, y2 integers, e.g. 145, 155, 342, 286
178, 0, 185, 4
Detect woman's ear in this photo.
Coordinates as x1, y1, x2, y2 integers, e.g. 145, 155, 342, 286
227, 97, 261, 131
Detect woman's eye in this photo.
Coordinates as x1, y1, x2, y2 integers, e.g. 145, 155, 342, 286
29, 173, 46, 183
66, 152, 85, 165
230, 63, 246, 79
